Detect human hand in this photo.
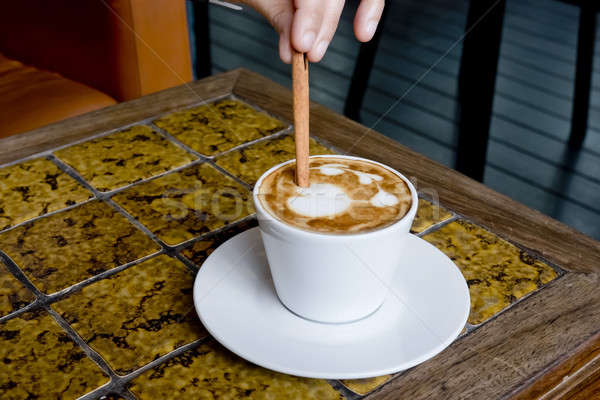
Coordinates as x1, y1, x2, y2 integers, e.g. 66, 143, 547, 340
238, 0, 385, 63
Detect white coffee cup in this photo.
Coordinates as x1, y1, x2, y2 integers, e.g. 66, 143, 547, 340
253, 155, 418, 323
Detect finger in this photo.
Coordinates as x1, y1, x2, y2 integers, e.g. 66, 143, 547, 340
240, 0, 294, 62
291, 0, 326, 52
307, 0, 345, 62
239, 1, 292, 34
354, 0, 385, 42
271, 7, 294, 63
279, 33, 293, 63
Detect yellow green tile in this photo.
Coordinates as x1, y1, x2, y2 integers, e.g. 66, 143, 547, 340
215, 134, 335, 186
154, 99, 287, 156
112, 163, 254, 246
0, 158, 91, 231
129, 340, 342, 399
180, 219, 257, 268
411, 199, 453, 234
53, 254, 204, 375
55, 125, 195, 192
0, 310, 109, 399
0, 258, 35, 317
423, 220, 558, 324
0, 201, 159, 294
341, 375, 393, 395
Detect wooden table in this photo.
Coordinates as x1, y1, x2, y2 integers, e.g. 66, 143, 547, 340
0, 69, 599, 400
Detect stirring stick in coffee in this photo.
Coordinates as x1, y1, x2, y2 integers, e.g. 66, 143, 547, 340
292, 51, 310, 188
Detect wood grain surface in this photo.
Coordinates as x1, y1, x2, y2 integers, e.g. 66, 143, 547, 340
1, 68, 599, 399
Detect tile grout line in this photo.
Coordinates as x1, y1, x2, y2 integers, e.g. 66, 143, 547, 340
0, 251, 47, 324
228, 93, 290, 124
413, 192, 566, 277
415, 214, 459, 237
0, 249, 163, 319
103, 198, 171, 250
102, 158, 207, 198
148, 123, 208, 159
172, 214, 258, 253
173, 216, 259, 273
50, 154, 178, 254
328, 379, 363, 400
415, 211, 568, 330
0, 153, 102, 237
73, 338, 213, 399
120, 388, 140, 400
0, 252, 46, 297
76, 372, 134, 400
49, 154, 104, 198
450, 210, 568, 277
0, 299, 43, 324
173, 251, 200, 273
309, 133, 348, 157
206, 159, 254, 191
147, 92, 233, 128
205, 125, 293, 160
0, 197, 97, 236
45, 305, 121, 384
466, 271, 570, 330
43, 250, 165, 305
107, 190, 258, 258
149, 119, 294, 162
148, 91, 293, 160
118, 337, 211, 383
75, 382, 115, 400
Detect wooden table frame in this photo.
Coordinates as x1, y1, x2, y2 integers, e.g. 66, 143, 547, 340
1, 69, 599, 399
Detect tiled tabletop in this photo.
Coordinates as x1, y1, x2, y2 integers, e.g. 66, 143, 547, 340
0, 98, 561, 399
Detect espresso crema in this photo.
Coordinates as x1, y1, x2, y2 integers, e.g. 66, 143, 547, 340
257, 157, 412, 234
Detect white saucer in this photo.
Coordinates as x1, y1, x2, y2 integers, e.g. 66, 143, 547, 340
193, 227, 470, 379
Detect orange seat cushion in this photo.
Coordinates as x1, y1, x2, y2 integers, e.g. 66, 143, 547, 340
0, 54, 116, 138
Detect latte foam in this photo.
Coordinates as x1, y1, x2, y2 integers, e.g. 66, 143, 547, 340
257, 157, 412, 234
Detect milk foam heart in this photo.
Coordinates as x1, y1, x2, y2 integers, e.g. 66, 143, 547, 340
287, 183, 352, 217
258, 157, 412, 234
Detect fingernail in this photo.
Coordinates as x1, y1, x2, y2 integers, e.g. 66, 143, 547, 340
302, 31, 316, 50
367, 20, 379, 37
315, 41, 329, 60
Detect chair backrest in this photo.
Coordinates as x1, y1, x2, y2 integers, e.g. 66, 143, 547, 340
0, 0, 193, 101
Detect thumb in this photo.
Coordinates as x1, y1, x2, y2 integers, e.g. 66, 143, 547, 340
240, 0, 294, 63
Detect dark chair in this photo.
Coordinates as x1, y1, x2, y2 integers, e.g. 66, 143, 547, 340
455, 0, 506, 181
456, 0, 599, 181
344, 7, 389, 121
191, 0, 212, 79
344, 0, 599, 182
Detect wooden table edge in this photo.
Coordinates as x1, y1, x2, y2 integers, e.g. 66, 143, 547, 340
1, 68, 599, 400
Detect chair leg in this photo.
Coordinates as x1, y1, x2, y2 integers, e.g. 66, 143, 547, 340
455, 0, 506, 182
193, 0, 212, 79
569, 7, 596, 149
344, 7, 388, 122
